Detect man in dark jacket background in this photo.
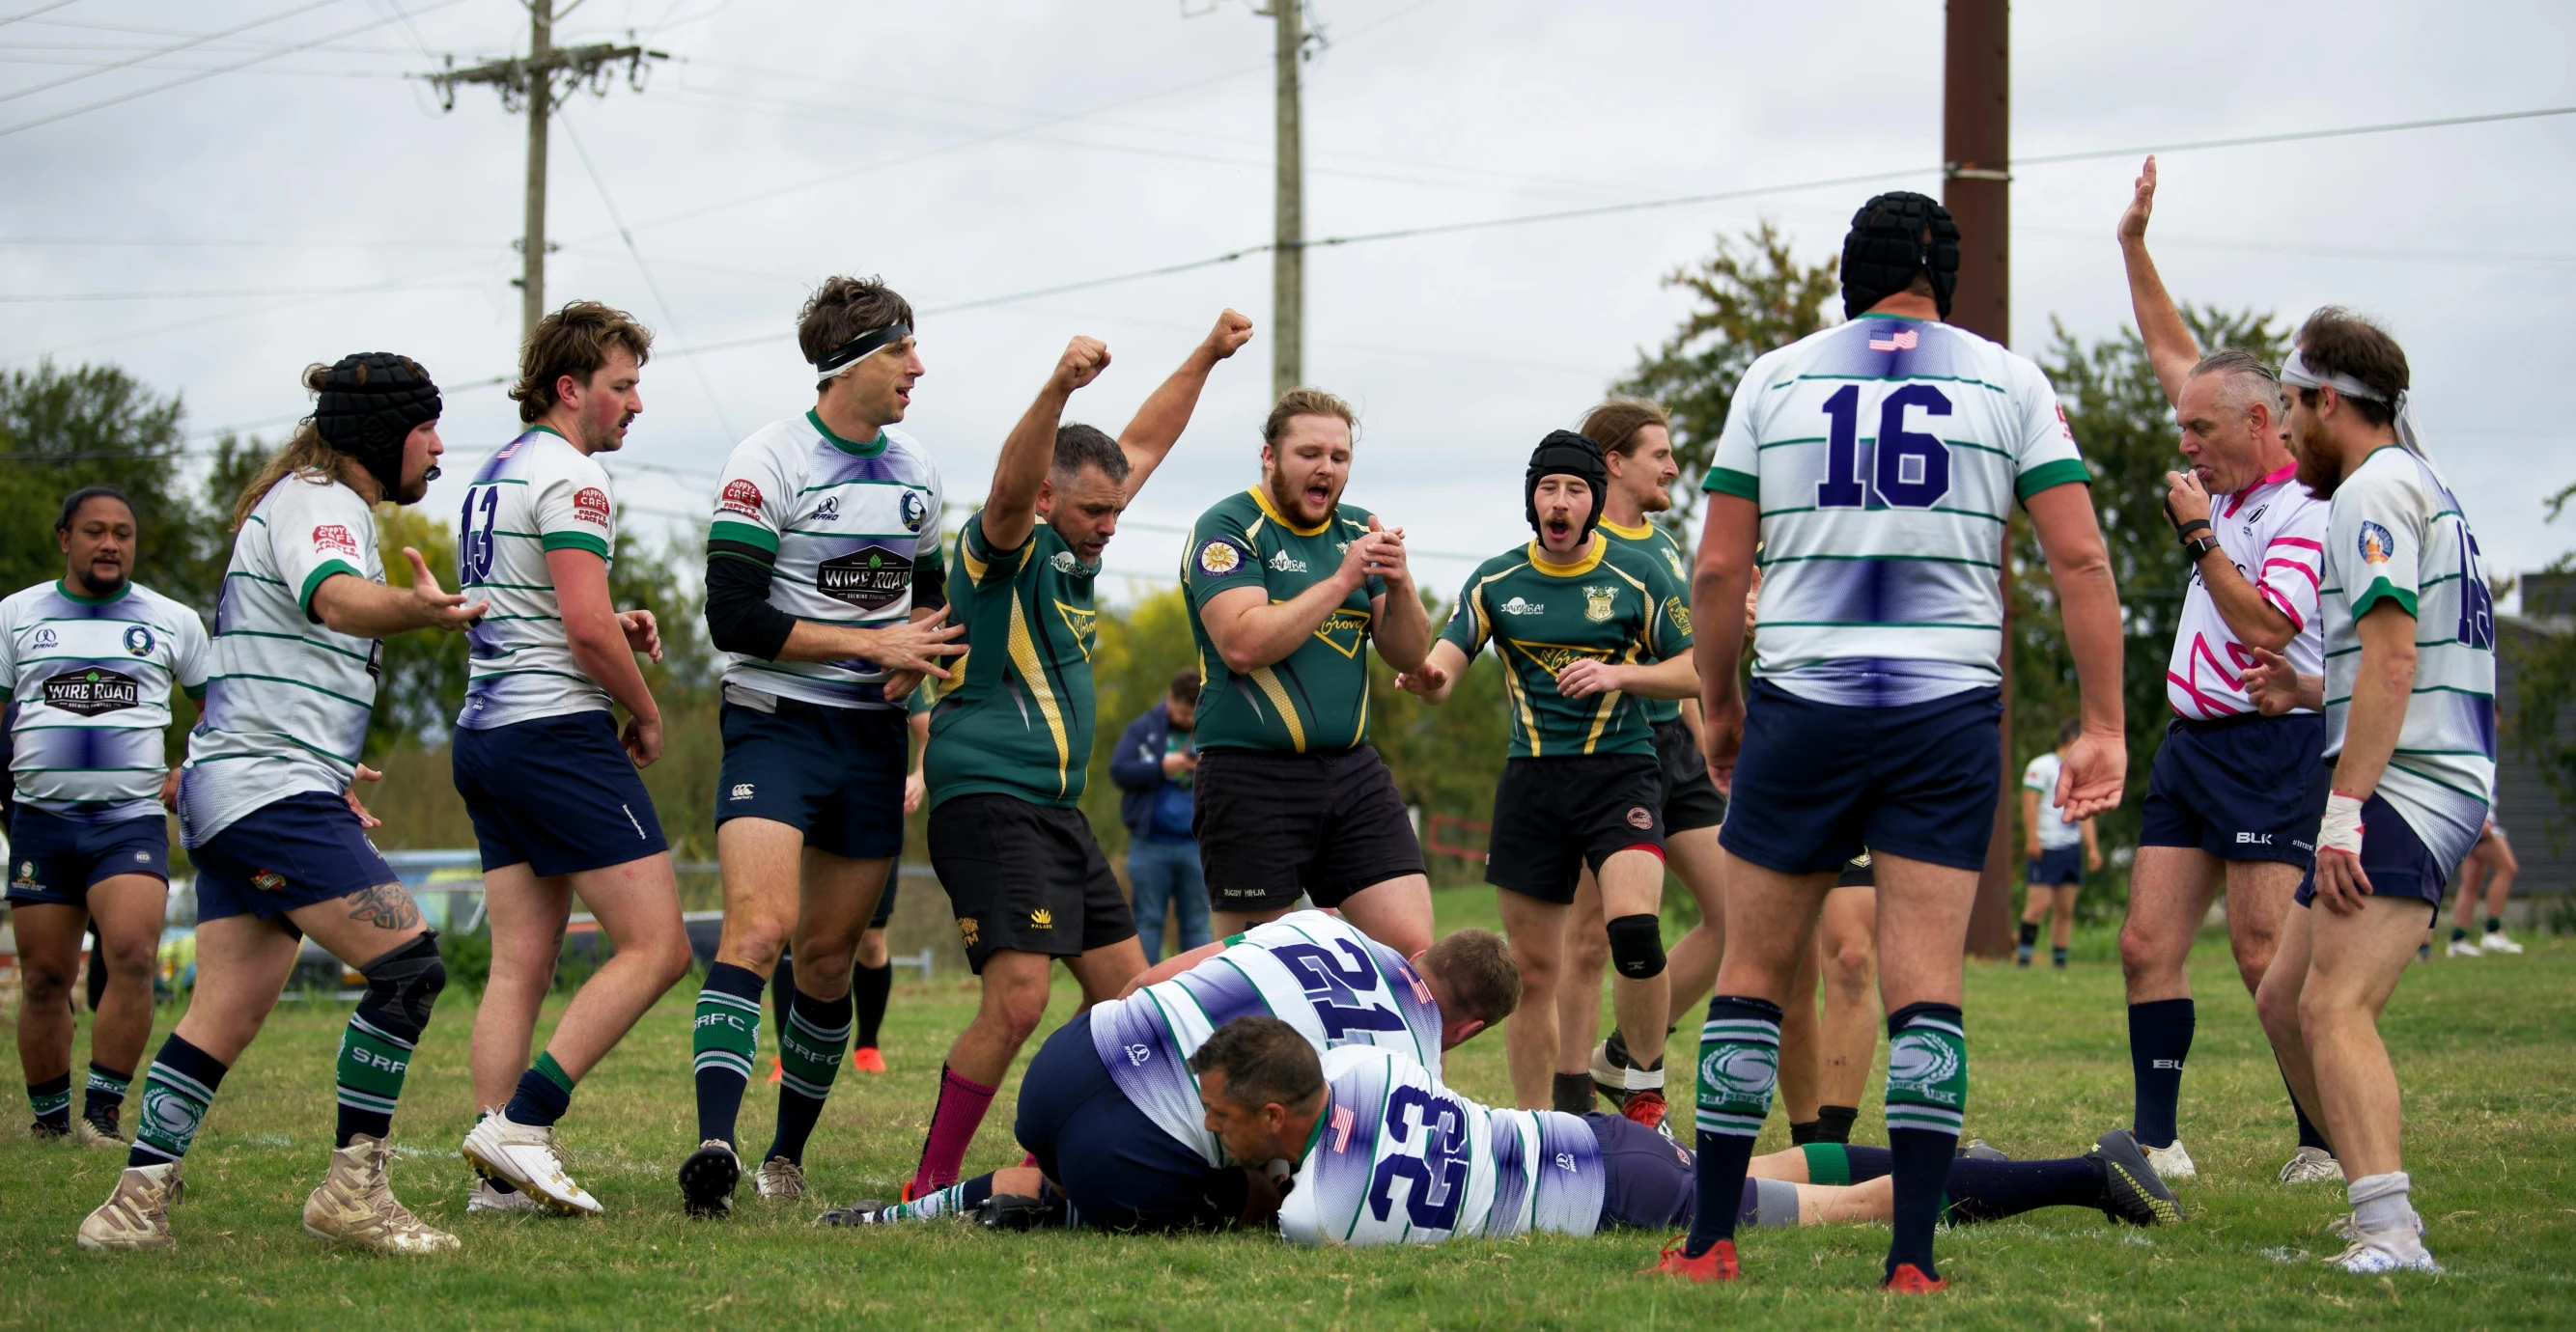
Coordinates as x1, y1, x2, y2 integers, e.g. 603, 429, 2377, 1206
1109, 669, 1210, 963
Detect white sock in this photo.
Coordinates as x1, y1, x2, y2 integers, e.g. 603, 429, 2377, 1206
2347, 1171, 2415, 1236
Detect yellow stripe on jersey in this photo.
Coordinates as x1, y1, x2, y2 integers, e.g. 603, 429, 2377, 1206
1582, 643, 1644, 755
1004, 593, 1070, 795
1250, 666, 1306, 752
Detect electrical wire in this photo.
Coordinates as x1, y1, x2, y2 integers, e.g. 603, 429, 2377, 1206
0, 0, 345, 105
559, 104, 738, 440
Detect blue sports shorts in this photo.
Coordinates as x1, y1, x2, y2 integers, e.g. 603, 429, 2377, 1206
4, 807, 168, 906
1014, 1011, 1245, 1233
191, 791, 400, 923
2295, 768, 2450, 914
2028, 844, 2083, 886
2140, 713, 2329, 868
715, 698, 905, 860
1720, 680, 2003, 875
453, 709, 667, 878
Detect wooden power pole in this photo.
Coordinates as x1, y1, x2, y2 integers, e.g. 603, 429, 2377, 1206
424, 2, 665, 340
1944, 0, 2017, 960
1269, 0, 1304, 398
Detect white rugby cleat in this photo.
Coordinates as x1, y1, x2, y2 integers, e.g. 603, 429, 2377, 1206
2141, 1138, 2198, 1181
462, 1110, 602, 1216
2446, 937, 2481, 958
2479, 931, 2523, 955
2279, 1146, 2345, 1185
755, 1155, 806, 1202
466, 1179, 550, 1214
2329, 1230, 2439, 1274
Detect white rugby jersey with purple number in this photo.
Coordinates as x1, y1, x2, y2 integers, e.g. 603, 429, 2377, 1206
1090, 910, 1444, 1168
0, 579, 209, 822
455, 426, 618, 730
1277, 1045, 1603, 1247
2166, 463, 2328, 719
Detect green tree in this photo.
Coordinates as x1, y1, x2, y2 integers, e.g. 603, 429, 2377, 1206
1614, 220, 1840, 537
2505, 484, 2576, 812
2024, 306, 2289, 894
0, 362, 209, 608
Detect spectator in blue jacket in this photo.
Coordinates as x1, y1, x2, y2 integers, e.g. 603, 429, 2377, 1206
1109, 669, 1210, 963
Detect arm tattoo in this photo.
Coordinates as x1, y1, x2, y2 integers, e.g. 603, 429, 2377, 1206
346, 882, 422, 930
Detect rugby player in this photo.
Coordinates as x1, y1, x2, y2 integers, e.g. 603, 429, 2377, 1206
2114, 157, 2338, 1186
902, 312, 1255, 1200
1050, 1018, 2179, 1245
1669, 192, 2130, 1290
681, 277, 963, 1215
1183, 388, 1437, 956
829, 913, 1517, 1231
6, 487, 207, 1147
1536, 401, 1729, 1119
2244, 309, 2495, 1274
455, 302, 694, 1217
80, 354, 484, 1253
1396, 432, 1695, 1121
2019, 720, 2100, 971
2442, 818, 2519, 957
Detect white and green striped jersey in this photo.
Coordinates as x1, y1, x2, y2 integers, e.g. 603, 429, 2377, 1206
1703, 315, 2089, 707
706, 412, 943, 710
179, 472, 383, 845
1278, 1045, 1604, 1248
2320, 445, 2497, 869
0, 579, 208, 820
455, 426, 616, 730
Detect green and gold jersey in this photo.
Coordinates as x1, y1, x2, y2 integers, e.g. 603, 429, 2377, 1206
1596, 517, 1694, 728
1437, 534, 1693, 760
1183, 486, 1386, 754
922, 511, 1099, 810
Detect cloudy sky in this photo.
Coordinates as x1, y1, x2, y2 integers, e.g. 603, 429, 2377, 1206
7, 0, 2573, 605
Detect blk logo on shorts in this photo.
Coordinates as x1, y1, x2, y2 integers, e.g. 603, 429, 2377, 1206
2234, 832, 2274, 846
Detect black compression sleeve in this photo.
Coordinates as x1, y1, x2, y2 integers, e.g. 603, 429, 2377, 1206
704, 549, 797, 661
912, 557, 945, 610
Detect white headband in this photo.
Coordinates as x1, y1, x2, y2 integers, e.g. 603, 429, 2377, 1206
2282, 347, 2424, 455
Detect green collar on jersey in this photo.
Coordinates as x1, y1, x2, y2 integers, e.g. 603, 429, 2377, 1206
54, 578, 129, 606
524, 424, 568, 441
807, 409, 889, 458
1295, 1092, 1332, 1166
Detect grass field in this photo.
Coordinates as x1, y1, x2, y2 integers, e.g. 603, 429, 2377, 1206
5, 887, 2572, 1329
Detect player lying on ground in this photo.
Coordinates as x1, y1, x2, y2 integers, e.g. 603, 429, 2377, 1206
834, 1017, 2183, 1243
820, 913, 1518, 1231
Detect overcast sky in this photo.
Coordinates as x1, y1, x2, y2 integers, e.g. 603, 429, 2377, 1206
8, 0, 2573, 605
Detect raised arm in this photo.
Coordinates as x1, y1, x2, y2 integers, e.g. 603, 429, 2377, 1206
2026, 483, 2127, 819
2116, 154, 2199, 405
980, 336, 1111, 556
1114, 310, 1254, 501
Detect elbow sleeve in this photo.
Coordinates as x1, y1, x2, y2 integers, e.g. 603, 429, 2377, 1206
912, 558, 945, 610
704, 549, 797, 661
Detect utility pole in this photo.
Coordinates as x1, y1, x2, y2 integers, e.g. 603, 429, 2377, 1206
1944, 0, 2016, 960
1268, 0, 1304, 398
423, 2, 665, 340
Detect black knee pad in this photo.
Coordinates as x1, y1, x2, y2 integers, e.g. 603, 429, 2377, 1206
357, 932, 446, 1036
1607, 914, 1666, 980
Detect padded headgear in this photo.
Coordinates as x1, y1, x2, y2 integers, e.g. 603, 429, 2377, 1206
1839, 191, 1961, 319
314, 352, 442, 500
1525, 430, 1609, 546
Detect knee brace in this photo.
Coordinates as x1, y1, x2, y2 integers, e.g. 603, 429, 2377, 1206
1607, 914, 1666, 981
357, 932, 447, 1036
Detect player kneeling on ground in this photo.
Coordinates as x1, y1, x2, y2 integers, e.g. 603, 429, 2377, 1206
81, 355, 485, 1255
820, 916, 1516, 1230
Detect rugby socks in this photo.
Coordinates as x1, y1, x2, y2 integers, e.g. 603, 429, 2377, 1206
767, 985, 854, 1166
910, 1066, 998, 1195
1552, 1072, 1596, 1115
2450, 926, 2470, 944
692, 962, 765, 1148
2127, 998, 2193, 1149
83, 1062, 131, 1135
1813, 1104, 1857, 1144
2485, 917, 2505, 937
2053, 946, 2069, 969
1681, 995, 1782, 1260
872, 1172, 995, 1224
2348, 1171, 2419, 1238
2278, 1058, 2333, 1153
336, 994, 427, 1148
2015, 921, 2038, 966
1943, 1156, 2101, 1224
504, 1051, 577, 1129
1884, 1002, 1968, 1283
29, 1072, 72, 1135
854, 960, 892, 1052
127, 1035, 227, 1167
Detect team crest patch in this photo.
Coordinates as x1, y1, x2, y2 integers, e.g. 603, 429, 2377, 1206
2357, 520, 2395, 566
311, 523, 359, 557
1664, 549, 1687, 580
12, 861, 34, 888
1698, 1043, 1778, 1099
573, 486, 612, 527
1665, 597, 1692, 636
251, 869, 288, 893
1887, 1031, 1964, 1105
1627, 807, 1653, 830
1583, 587, 1617, 624
958, 917, 980, 948
719, 478, 763, 518
1196, 540, 1245, 577
1028, 907, 1054, 930
123, 624, 155, 656
900, 490, 929, 533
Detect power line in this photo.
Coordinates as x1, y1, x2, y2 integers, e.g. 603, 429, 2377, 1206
0, 0, 470, 139
0, 279, 490, 302
0, 0, 344, 105
560, 106, 735, 439
0, 1, 83, 27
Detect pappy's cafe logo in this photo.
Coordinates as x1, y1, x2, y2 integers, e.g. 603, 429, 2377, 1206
43, 666, 140, 716
817, 546, 911, 612
573, 487, 612, 527
718, 479, 763, 518
1582, 586, 1617, 624
311, 524, 360, 558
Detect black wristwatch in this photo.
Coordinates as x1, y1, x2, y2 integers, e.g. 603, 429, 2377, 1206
2176, 519, 2220, 563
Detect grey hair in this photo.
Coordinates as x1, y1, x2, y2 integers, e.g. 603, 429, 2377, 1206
1051, 423, 1131, 484
2185, 347, 2286, 420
